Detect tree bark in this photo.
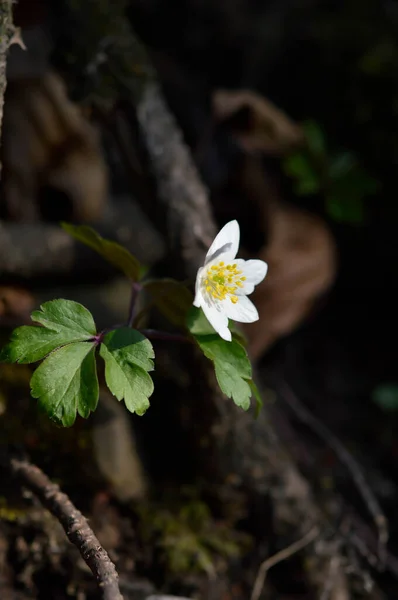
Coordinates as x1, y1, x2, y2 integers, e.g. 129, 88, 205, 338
0, 0, 13, 159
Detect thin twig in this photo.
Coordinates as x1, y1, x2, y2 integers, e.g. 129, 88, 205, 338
277, 379, 388, 565
251, 526, 319, 600
8, 456, 123, 600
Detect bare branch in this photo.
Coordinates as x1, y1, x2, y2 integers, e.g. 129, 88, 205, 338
8, 456, 123, 600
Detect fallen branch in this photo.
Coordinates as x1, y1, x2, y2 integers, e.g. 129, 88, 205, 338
8, 456, 123, 600
251, 526, 319, 600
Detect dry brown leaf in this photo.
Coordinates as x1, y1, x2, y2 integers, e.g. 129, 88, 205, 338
0, 286, 34, 319
212, 89, 304, 155
2, 71, 108, 223
243, 203, 337, 359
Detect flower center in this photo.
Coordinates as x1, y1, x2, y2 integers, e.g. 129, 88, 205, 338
203, 261, 246, 304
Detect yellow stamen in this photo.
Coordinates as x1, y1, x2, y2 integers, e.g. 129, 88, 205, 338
203, 260, 245, 303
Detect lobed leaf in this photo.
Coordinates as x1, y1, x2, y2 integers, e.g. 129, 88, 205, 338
0, 299, 96, 364
99, 328, 154, 416
62, 223, 141, 281
194, 333, 253, 410
31, 342, 99, 427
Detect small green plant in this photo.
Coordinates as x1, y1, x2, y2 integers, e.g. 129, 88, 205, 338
283, 120, 380, 224
0, 221, 263, 427
138, 498, 251, 576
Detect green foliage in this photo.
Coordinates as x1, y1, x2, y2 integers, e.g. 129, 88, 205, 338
187, 307, 258, 411
99, 328, 154, 416
249, 380, 263, 417
32, 342, 99, 427
282, 120, 380, 224
62, 223, 141, 281
0, 300, 96, 364
284, 152, 321, 195
0, 300, 99, 427
138, 498, 250, 576
0, 299, 155, 426
196, 336, 252, 409
1, 223, 260, 426
143, 279, 193, 328
303, 119, 327, 158
325, 162, 380, 223
186, 305, 219, 336
372, 383, 398, 412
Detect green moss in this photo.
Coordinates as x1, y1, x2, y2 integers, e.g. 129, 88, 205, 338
137, 495, 252, 576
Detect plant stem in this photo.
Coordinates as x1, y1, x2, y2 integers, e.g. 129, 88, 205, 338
127, 281, 142, 327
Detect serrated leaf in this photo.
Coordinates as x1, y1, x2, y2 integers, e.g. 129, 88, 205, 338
0, 299, 96, 364
144, 279, 193, 328
195, 334, 252, 410
31, 342, 99, 427
99, 328, 154, 416
62, 223, 141, 281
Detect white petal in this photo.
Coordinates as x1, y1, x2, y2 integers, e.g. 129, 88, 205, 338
205, 220, 240, 265
235, 259, 268, 295
201, 299, 231, 341
193, 267, 204, 307
223, 295, 259, 323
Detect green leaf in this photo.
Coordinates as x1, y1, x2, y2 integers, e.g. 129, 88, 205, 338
187, 307, 247, 345
62, 223, 141, 281
0, 300, 96, 364
195, 334, 252, 410
229, 322, 248, 347
186, 306, 218, 336
325, 167, 379, 224
31, 342, 99, 427
249, 380, 263, 417
283, 152, 321, 196
303, 119, 327, 157
99, 328, 154, 415
328, 152, 356, 180
372, 383, 398, 412
144, 279, 193, 328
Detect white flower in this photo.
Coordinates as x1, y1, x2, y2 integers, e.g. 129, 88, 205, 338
193, 220, 268, 341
